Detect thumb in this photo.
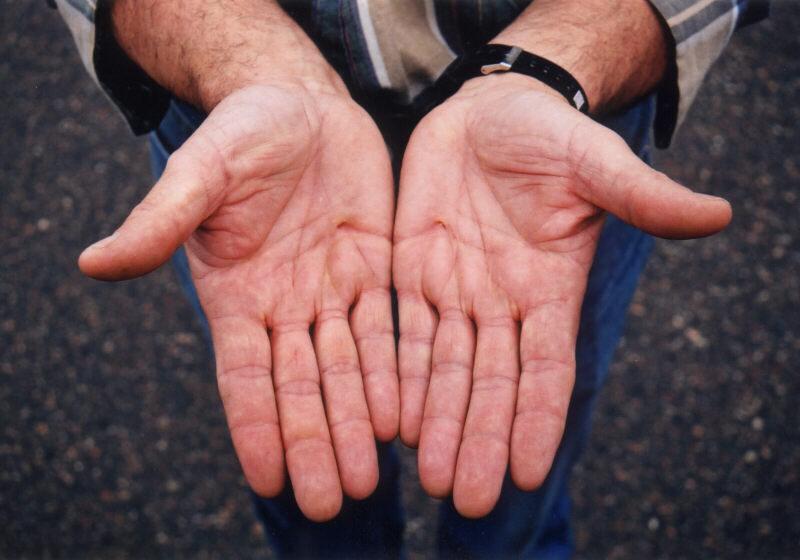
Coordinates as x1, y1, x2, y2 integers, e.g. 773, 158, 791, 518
79, 149, 216, 281
573, 123, 732, 239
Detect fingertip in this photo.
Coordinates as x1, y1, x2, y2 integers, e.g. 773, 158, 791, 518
399, 371, 429, 447
417, 427, 459, 498
329, 420, 379, 500
453, 493, 497, 520
298, 488, 343, 523
399, 397, 422, 448
452, 442, 507, 519
77, 233, 119, 280
660, 190, 733, 239
509, 437, 551, 492
287, 442, 344, 522
509, 419, 561, 492
235, 431, 286, 498
400, 426, 420, 449
400, 428, 419, 449
701, 194, 733, 234
77, 229, 174, 280
373, 406, 400, 442
419, 469, 453, 499
341, 458, 379, 501
77, 249, 98, 279
247, 467, 286, 499
363, 369, 400, 442
510, 464, 548, 493
654, 196, 733, 239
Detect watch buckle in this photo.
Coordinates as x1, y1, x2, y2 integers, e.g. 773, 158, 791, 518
480, 46, 522, 74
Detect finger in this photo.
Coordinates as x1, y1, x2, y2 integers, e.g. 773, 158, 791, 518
396, 289, 438, 447
350, 287, 399, 442
573, 122, 732, 239
210, 314, 285, 498
510, 302, 579, 491
314, 307, 379, 500
453, 317, 519, 518
272, 325, 342, 521
78, 142, 219, 281
417, 308, 475, 498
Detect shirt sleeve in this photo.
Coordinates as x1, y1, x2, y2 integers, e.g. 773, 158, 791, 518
50, 0, 770, 141
648, 0, 770, 147
50, 0, 170, 135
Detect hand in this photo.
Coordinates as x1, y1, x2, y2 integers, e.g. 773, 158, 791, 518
79, 84, 398, 521
393, 74, 731, 518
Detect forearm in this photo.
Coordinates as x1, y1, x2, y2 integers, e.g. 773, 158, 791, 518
110, 0, 347, 111
492, 0, 669, 115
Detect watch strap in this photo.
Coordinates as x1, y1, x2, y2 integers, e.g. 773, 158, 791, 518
414, 44, 589, 116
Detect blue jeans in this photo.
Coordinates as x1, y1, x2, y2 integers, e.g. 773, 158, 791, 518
149, 96, 655, 559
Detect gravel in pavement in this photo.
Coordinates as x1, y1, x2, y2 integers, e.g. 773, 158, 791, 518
1, 1, 797, 558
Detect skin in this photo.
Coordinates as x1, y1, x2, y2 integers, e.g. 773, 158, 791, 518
394, 75, 731, 519
78, 0, 732, 522
394, 0, 732, 518
80, 0, 398, 522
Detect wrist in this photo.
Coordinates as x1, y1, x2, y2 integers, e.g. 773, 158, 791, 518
492, 0, 668, 114
455, 71, 569, 107
187, 42, 348, 111
179, 15, 349, 109
110, 0, 348, 112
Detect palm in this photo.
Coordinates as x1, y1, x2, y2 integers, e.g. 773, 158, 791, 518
82, 85, 398, 521
394, 80, 732, 518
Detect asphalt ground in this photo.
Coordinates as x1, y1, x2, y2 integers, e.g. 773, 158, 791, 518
1, 1, 798, 558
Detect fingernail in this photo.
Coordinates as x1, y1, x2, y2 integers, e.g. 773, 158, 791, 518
87, 231, 119, 251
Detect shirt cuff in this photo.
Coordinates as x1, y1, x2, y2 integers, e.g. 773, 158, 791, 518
647, 0, 770, 148
51, 0, 170, 135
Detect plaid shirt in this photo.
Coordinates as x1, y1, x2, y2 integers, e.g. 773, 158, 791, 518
51, 0, 769, 146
